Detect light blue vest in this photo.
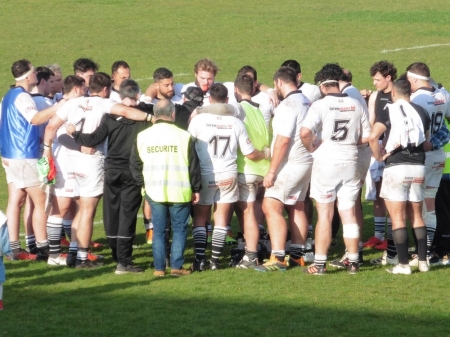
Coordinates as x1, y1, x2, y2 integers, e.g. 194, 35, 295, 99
0, 87, 39, 159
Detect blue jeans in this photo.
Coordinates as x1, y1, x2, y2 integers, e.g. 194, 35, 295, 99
146, 196, 191, 270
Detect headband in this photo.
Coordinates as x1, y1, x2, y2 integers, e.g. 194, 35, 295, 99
407, 71, 429, 81
317, 80, 338, 85
14, 67, 34, 81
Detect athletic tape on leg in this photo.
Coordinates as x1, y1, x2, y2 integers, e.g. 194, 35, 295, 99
338, 199, 355, 211
343, 223, 360, 239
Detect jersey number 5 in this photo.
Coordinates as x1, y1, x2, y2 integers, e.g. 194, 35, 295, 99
330, 119, 350, 141
209, 136, 231, 158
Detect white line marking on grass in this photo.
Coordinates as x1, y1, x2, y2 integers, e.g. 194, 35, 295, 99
134, 73, 190, 81
381, 43, 450, 53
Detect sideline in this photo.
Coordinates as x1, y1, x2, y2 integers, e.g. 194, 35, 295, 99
381, 43, 450, 53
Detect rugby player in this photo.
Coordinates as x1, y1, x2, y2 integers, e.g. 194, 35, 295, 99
109, 60, 131, 102
406, 62, 450, 264
369, 76, 429, 274
188, 83, 267, 271
254, 66, 312, 272
301, 64, 371, 275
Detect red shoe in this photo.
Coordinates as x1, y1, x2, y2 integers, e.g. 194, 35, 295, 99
90, 241, 104, 248
362, 236, 383, 248
60, 237, 70, 247
0, 300, 3, 310
374, 240, 387, 250
87, 252, 104, 261
9, 249, 37, 261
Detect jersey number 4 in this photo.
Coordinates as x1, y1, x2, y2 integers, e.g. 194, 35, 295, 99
330, 119, 350, 141
209, 136, 231, 158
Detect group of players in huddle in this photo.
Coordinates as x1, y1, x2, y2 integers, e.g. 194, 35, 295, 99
2, 56, 450, 277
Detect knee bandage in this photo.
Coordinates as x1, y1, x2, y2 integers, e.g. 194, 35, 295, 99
424, 187, 438, 199
337, 199, 355, 211
343, 223, 360, 239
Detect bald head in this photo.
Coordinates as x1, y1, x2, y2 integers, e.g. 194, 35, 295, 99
154, 99, 175, 120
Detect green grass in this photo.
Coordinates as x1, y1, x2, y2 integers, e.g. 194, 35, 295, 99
1, 1, 450, 336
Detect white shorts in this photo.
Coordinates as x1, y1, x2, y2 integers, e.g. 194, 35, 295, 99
380, 165, 425, 202
199, 172, 238, 205
264, 162, 312, 205
425, 150, 445, 188
237, 173, 263, 202
2, 158, 40, 189
310, 161, 359, 203
67, 155, 104, 197
356, 145, 371, 188
52, 147, 77, 198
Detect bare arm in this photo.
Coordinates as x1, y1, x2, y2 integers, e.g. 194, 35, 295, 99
263, 135, 289, 188
368, 91, 377, 126
42, 115, 66, 156
368, 122, 387, 161
300, 127, 315, 153
245, 149, 266, 161
31, 99, 66, 125
258, 83, 279, 107
144, 83, 158, 100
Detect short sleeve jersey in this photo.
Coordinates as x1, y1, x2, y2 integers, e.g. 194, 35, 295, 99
375, 101, 430, 166
298, 82, 321, 103
188, 113, 255, 174
411, 87, 450, 139
15, 92, 39, 123
271, 90, 312, 164
56, 96, 116, 156
303, 93, 371, 163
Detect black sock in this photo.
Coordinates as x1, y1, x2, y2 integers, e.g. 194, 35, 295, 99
414, 226, 427, 262
392, 228, 408, 264
192, 227, 207, 261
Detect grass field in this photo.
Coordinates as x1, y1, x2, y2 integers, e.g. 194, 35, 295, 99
1, 1, 450, 336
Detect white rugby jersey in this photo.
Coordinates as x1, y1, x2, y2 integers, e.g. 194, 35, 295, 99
188, 113, 255, 174
56, 96, 116, 157
272, 90, 312, 164
303, 93, 371, 163
411, 87, 450, 139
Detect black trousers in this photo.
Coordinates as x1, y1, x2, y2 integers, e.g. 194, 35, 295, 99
434, 179, 450, 256
103, 168, 142, 265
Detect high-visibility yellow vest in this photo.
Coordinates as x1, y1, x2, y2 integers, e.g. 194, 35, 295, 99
136, 122, 192, 203
442, 119, 450, 178
236, 101, 270, 176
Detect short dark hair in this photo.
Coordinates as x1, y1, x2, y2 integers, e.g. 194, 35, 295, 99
111, 60, 130, 74
11, 59, 32, 78
273, 66, 297, 85
73, 58, 99, 74
237, 65, 257, 81
406, 62, 430, 78
341, 68, 353, 82
153, 68, 173, 82
36, 66, 55, 85
281, 60, 301, 75
119, 79, 140, 100
209, 83, 228, 103
314, 63, 342, 88
63, 75, 85, 94
89, 72, 111, 93
234, 74, 254, 96
370, 60, 397, 81
393, 74, 411, 96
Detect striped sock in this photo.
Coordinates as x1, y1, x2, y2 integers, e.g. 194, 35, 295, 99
314, 254, 327, 268
47, 216, 63, 258
10, 240, 21, 253
62, 219, 72, 240
77, 247, 88, 262
374, 217, 386, 239
206, 222, 212, 233
25, 234, 36, 253
211, 227, 227, 263
69, 241, 78, 255
290, 244, 305, 260
386, 218, 397, 259
36, 240, 49, 257
192, 227, 207, 261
